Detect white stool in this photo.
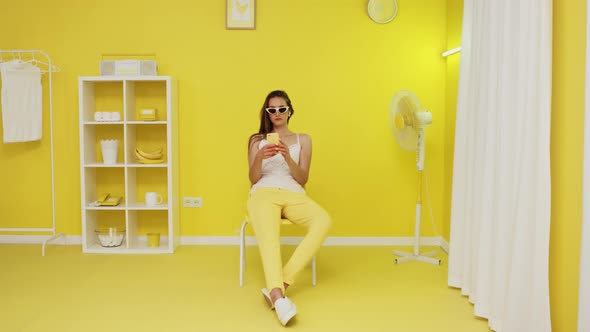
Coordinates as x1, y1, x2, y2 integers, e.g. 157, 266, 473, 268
239, 218, 316, 287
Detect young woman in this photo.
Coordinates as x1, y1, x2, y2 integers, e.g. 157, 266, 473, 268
247, 90, 332, 326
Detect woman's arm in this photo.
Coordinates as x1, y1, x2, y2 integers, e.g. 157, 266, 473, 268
279, 134, 312, 186
248, 137, 278, 184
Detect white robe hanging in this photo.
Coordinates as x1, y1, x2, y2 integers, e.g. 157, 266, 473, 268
0, 60, 42, 143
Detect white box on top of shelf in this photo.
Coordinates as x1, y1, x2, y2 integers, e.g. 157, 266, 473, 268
100, 60, 158, 76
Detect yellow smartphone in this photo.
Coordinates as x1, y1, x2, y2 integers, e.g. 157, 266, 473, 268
267, 133, 279, 145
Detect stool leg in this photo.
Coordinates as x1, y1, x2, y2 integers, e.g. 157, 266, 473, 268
312, 256, 317, 286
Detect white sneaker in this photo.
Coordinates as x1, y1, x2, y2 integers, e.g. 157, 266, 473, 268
261, 288, 274, 309
274, 297, 297, 326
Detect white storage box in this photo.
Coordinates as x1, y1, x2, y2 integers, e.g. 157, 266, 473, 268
100, 60, 157, 76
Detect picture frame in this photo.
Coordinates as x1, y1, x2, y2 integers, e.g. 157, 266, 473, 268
226, 0, 256, 30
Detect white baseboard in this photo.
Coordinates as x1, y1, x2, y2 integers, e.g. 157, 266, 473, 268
0, 234, 449, 253
174, 235, 450, 250
179, 236, 237, 245
0, 234, 80, 245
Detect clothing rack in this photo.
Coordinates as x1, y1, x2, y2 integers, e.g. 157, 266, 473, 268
0, 50, 63, 256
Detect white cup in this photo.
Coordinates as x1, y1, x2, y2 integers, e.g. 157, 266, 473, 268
145, 192, 163, 206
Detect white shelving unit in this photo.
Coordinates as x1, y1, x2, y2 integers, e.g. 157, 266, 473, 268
79, 76, 179, 253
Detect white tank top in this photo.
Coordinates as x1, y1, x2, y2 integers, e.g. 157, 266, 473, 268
250, 134, 305, 194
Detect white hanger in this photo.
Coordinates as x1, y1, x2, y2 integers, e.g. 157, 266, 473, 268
27, 52, 61, 73
0, 50, 61, 73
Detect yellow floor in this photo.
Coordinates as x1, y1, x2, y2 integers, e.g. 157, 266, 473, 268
0, 244, 490, 332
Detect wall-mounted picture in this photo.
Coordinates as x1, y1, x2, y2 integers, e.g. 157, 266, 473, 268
226, 0, 256, 30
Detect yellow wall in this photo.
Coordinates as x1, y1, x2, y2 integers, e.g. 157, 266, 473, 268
0, 0, 449, 237
551, 0, 585, 330
444, 0, 463, 241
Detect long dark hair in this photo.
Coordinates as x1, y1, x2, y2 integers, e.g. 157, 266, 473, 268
248, 90, 295, 149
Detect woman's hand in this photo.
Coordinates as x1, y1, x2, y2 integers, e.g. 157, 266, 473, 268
277, 140, 294, 165
257, 143, 280, 160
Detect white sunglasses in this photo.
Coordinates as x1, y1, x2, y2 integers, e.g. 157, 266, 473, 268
265, 106, 290, 115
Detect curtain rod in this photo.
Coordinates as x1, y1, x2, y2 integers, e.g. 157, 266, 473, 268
442, 47, 462, 58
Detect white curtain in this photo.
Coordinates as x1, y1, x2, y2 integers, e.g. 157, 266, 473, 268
579, 1, 590, 330
447, 0, 552, 331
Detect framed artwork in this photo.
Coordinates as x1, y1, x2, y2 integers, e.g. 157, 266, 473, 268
226, 0, 256, 30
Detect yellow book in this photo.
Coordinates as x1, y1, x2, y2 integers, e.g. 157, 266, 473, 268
137, 108, 157, 121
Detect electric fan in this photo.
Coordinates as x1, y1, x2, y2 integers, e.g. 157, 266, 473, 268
390, 90, 441, 265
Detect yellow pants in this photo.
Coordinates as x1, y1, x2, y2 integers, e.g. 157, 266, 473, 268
247, 187, 332, 293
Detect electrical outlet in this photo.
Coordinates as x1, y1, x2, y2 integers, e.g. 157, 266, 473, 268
183, 196, 202, 208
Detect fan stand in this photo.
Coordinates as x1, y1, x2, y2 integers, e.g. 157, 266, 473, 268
394, 128, 441, 265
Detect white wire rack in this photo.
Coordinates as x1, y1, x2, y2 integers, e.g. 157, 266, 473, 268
0, 50, 64, 256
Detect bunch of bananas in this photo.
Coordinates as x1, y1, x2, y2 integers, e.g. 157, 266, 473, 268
134, 147, 164, 164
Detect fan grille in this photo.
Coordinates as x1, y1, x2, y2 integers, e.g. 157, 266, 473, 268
390, 91, 421, 151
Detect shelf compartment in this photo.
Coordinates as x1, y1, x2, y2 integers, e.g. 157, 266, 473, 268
83, 168, 126, 207
80, 80, 124, 123
126, 167, 168, 206
126, 210, 169, 250
126, 123, 167, 164
83, 210, 126, 249
125, 80, 168, 122
82, 124, 124, 164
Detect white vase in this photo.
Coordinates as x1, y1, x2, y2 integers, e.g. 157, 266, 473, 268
100, 139, 119, 164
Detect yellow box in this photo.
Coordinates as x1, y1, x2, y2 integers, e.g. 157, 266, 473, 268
137, 108, 157, 121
